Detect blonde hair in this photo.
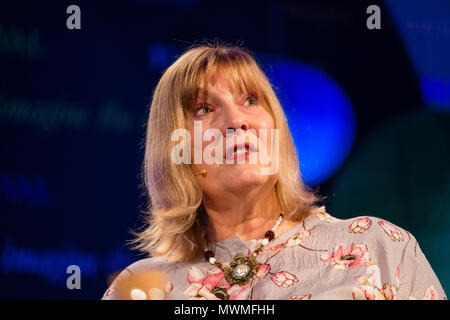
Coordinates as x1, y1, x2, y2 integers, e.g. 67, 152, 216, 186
131, 42, 324, 262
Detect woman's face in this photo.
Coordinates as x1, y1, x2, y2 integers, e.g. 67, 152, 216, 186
186, 70, 278, 198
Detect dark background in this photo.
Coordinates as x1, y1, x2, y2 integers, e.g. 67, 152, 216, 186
1, 0, 449, 299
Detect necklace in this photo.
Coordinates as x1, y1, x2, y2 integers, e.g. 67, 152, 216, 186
204, 213, 284, 286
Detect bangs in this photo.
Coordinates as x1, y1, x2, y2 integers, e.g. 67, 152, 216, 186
177, 46, 267, 114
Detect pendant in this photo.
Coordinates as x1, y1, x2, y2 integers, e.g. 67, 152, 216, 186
223, 253, 258, 286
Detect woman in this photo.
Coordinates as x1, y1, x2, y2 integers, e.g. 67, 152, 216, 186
102, 43, 446, 300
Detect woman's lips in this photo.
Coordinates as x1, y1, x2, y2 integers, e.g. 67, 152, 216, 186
232, 150, 256, 161
225, 142, 257, 162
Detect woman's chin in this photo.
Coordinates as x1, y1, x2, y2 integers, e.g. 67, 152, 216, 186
220, 166, 273, 187
224, 163, 277, 176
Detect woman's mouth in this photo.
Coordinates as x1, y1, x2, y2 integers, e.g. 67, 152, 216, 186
225, 142, 257, 162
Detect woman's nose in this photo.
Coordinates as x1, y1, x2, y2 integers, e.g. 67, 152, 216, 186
223, 107, 250, 135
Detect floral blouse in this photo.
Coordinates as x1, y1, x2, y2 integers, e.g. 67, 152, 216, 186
102, 212, 446, 300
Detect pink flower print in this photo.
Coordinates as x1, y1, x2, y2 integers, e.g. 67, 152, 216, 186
104, 288, 112, 297
165, 281, 173, 294
259, 243, 284, 255
378, 220, 404, 241
380, 283, 397, 300
321, 243, 372, 270
352, 265, 400, 300
348, 217, 372, 233
395, 265, 401, 287
184, 266, 229, 300
271, 271, 299, 288
184, 266, 253, 300
315, 212, 341, 223
255, 263, 271, 280
286, 230, 311, 247
290, 294, 311, 300
184, 282, 217, 300
352, 275, 398, 300
424, 286, 440, 300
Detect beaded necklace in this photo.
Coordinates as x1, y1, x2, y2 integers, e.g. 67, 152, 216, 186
204, 213, 284, 286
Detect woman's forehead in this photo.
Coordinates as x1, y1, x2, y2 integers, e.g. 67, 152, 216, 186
197, 77, 241, 98
195, 69, 255, 100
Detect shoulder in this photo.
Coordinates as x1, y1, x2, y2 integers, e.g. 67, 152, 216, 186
312, 212, 411, 240
121, 256, 174, 274
112, 255, 180, 284
308, 213, 419, 272
101, 256, 175, 300
301, 212, 446, 299
309, 212, 416, 254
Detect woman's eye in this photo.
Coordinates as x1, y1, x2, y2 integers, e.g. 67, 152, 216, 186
244, 94, 258, 106
195, 104, 213, 116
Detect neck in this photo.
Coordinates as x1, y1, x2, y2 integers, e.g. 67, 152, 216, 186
203, 186, 283, 242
